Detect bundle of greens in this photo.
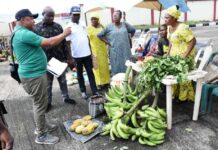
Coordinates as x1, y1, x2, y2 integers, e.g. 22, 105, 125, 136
137, 56, 195, 92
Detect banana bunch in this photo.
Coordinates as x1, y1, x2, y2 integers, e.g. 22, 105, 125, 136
133, 106, 167, 146
104, 84, 139, 120
102, 104, 167, 147
103, 83, 167, 147
101, 118, 136, 140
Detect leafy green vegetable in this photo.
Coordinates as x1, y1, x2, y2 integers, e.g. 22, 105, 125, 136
137, 56, 195, 93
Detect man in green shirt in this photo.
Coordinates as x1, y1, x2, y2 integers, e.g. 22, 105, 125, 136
12, 9, 71, 145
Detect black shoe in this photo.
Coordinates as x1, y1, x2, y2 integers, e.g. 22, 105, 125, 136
46, 103, 52, 112
63, 98, 76, 105
102, 84, 110, 90
93, 92, 100, 96
174, 99, 187, 104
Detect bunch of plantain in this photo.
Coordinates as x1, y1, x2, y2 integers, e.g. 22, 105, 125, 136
135, 106, 167, 146
69, 115, 99, 135
102, 65, 167, 147
101, 118, 136, 141
104, 85, 139, 120
102, 91, 167, 147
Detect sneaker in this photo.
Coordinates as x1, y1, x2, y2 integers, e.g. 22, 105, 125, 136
81, 92, 88, 99
35, 133, 59, 145
34, 124, 57, 135
46, 103, 52, 112
63, 98, 76, 105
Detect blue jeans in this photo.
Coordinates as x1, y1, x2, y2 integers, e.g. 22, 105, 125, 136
47, 71, 69, 104
74, 55, 97, 95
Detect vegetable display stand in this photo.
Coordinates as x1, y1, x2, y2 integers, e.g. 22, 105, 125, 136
126, 60, 207, 130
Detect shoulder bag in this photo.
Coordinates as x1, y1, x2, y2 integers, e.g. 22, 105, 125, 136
9, 32, 21, 84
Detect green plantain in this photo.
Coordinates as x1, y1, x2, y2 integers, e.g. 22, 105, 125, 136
147, 120, 164, 134
131, 112, 140, 127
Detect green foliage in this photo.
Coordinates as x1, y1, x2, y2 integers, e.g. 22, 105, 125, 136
137, 56, 195, 93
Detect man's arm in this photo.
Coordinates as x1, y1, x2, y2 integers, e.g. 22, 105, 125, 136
41, 27, 71, 48
65, 41, 75, 69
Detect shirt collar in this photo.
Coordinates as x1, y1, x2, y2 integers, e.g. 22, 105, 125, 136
14, 25, 26, 32
41, 21, 54, 26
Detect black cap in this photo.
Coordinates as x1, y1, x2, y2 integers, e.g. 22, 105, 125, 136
15, 9, 38, 20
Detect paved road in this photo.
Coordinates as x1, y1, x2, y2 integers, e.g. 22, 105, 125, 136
193, 26, 218, 49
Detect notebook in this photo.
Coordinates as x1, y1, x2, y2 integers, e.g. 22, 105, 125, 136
47, 57, 68, 77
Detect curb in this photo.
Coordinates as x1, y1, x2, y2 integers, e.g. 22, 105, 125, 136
136, 21, 218, 32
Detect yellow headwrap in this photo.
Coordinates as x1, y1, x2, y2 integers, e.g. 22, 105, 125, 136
166, 6, 181, 19
90, 12, 100, 19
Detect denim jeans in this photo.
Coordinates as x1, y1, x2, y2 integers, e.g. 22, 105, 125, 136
74, 55, 97, 95
21, 74, 48, 136
47, 71, 69, 104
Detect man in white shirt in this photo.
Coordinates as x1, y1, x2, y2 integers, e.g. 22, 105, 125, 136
66, 6, 98, 99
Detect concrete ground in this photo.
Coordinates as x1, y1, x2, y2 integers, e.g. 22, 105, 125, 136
1, 26, 218, 150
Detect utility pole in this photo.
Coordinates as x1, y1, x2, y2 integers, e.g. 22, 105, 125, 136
184, 0, 188, 22
213, 0, 217, 21
151, 9, 154, 26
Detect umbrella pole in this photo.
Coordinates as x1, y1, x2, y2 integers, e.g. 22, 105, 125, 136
157, 5, 162, 37
84, 12, 88, 26
158, 4, 162, 29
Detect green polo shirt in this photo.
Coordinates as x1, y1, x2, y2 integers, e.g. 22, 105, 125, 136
12, 25, 47, 78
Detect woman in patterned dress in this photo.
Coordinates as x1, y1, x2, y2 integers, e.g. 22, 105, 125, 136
98, 10, 136, 75
165, 5, 196, 102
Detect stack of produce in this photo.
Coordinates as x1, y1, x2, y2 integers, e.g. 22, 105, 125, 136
69, 115, 99, 135
102, 84, 167, 146
137, 56, 195, 92
102, 56, 195, 146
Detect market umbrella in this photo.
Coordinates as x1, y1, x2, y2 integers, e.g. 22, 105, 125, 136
158, 0, 190, 12
130, 0, 190, 12
134, 0, 162, 11
136, 0, 190, 27
84, 0, 190, 26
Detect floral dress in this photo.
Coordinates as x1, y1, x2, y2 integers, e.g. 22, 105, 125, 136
168, 23, 196, 101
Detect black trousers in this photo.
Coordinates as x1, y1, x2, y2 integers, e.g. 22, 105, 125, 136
74, 55, 97, 95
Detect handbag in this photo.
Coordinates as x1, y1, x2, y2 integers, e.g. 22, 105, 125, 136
9, 32, 21, 84
88, 95, 105, 118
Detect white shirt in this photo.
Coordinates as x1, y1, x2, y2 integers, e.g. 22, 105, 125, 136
66, 21, 91, 58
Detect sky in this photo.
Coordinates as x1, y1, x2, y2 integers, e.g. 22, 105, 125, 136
0, 0, 143, 22
0, 0, 94, 22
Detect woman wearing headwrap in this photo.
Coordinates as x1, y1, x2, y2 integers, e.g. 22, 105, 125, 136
165, 5, 196, 102
87, 13, 110, 89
